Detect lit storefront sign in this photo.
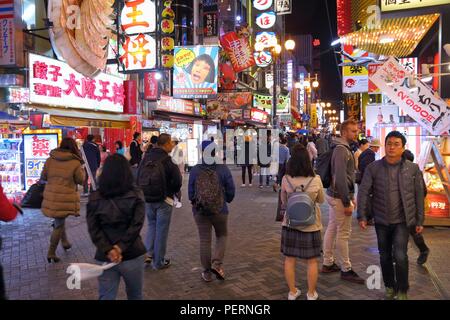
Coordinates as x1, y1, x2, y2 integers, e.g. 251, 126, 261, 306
157, 95, 201, 116
381, 0, 450, 12
254, 51, 273, 68
120, 34, 157, 71
255, 32, 277, 50
253, 0, 273, 11
28, 53, 124, 113
250, 108, 269, 123
256, 11, 277, 29
287, 60, 293, 91
121, 0, 156, 34
274, 0, 292, 15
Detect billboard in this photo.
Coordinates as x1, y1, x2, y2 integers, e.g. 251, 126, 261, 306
173, 46, 219, 99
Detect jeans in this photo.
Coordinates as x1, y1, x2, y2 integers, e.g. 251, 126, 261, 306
410, 226, 429, 253
98, 255, 145, 300
277, 164, 286, 185
241, 165, 253, 185
259, 167, 270, 186
194, 213, 228, 271
375, 223, 410, 292
145, 201, 173, 269
323, 195, 353, 272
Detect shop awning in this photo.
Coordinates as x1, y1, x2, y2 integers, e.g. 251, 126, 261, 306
153, 110, 205, 124
340, 13, 439, 57
33, 106, 130, 129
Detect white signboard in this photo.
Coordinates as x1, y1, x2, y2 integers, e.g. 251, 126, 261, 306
256, 12, 277, 29
381, 0, 450, 12
343, 76, 368, 93
23, 134, 59, 191
253, 0, 273, 11
265, 73, 273, 89
119, 34, 157, 71
275, 0, 292, 15
29, 53, 124, 113
370, 57, 450, 135
121, 0, 156, 34
255, 32, 277, 49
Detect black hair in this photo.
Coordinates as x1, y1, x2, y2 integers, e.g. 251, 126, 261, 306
150, 135, 159, 144
385, 131, 407, 147
115, 140, 123, 149
286, 144, 315, 178
402, 149, 415, 162
133, 132, 141, 140
98, 154, 134, 199
86, 134, 95, 142
60, 137, 81, 158
358, 139, 369, 147
186, 54, 216, 83
101, 145, 107, 152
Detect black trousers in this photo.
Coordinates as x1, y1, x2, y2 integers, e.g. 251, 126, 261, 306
410, 226, 429, 253
0, 263, 6, 300
241, 165, 253, 184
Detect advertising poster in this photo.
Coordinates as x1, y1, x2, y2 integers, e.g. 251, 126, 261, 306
253, 93, 290, 114
173, 46, 219, 99
207, 92, 252, 120
343, 65, 368, 93
365, 104, 400, 137
370, 57, 450, 135
0, 139, 22, 194
23, 133, 59, 190
220, 32, 255, 73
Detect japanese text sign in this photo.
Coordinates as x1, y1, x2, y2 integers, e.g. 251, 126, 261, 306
256, 11, 277, 29
121, 0, 156, 34
253, 0, 273, 11
370, 57, 450, 135
254, 51, 273, 68
381, 0, 450, 12
220, 32, 255, 73
0, 17, 14, 66
144, 72, 159, 100
157, 95, 200, 115
120, 34, 157, 71
255, 32, 277, 50
173, 46, 219, 99
29, 53, 124, 113
23, 133, 59, 190
274, 0, 292, 15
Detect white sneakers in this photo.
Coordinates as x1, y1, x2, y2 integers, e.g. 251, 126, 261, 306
307, 291, 319, 300
249, 184, 253, 187
288, 289, 301, 300
241, 184, 246, 188
288, 289, 319, 300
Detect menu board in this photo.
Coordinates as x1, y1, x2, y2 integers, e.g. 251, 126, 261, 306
0, 139, 22, 194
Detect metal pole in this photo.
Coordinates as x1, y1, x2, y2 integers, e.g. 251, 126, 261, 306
272, 56, 277, 128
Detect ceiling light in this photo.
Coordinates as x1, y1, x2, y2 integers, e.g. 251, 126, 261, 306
379, 35, 395, 44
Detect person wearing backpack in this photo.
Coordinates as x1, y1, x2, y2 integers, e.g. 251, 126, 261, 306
280, 144, 324, 301
137, 133, 182, 270
87, 154, 146, 300
321, 119, 365, 284
188, 141, 235, 282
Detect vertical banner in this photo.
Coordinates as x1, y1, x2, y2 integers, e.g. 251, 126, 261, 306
124, 80, 137, 114
144, 72, 159, 100
0, 0, 15, 66
344, 93, 361, 121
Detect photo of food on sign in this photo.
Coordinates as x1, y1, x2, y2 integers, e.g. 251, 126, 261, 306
173, 46, 219, 99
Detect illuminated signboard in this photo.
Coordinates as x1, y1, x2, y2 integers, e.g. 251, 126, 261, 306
253, 0, 273, 11
119, 34, 157, 71
121, 0, 156, 34
256, 11, 277, 29
254, 51, 273, 68
381, 0, 450, 12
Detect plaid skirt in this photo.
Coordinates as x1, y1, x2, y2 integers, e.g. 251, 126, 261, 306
281, 227, 322, 259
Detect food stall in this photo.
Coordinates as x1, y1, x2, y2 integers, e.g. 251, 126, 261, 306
418, 137, 450, 226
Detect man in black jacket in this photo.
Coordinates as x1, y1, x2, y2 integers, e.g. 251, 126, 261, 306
130, 132, 143, 166
138, 133, 182, 270
357, 131, 425, 300
82, 135, 101, 194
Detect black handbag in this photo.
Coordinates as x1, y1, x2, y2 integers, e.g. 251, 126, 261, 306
21, 183, 45, 208
275, 190, 284, 222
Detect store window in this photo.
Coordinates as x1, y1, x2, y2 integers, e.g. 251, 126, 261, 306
22, 0, 36, 29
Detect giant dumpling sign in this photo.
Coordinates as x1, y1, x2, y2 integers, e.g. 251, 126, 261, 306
48, 0, 115, 77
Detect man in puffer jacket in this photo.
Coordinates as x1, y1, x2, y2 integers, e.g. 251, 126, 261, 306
0, 182, 20, 300
357, 131, 425, 300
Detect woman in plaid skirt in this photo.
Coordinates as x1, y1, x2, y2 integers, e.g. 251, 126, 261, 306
280, 144, 325, 300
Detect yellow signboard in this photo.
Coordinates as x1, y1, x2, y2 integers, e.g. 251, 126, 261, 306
310, 105, 318, 128
381, 0, 450, 12
343, 65, 368, 77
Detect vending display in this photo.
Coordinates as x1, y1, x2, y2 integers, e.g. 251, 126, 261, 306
0, 138, 23, 194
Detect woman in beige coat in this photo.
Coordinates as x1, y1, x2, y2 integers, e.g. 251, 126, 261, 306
41, 137, 85, 263
281, 144, 325, 301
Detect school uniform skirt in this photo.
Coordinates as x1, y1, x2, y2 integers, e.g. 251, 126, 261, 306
281, 227, 322, 259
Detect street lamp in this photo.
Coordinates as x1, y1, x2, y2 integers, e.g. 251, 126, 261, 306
285, 39, 296, 51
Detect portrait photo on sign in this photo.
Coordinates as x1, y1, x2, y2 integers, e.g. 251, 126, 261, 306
173, 46, 219, 99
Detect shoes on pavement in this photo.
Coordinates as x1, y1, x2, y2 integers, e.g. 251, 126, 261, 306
288, 288, 301, 300
241, 184, 246, 188
154, 259, 171, 270
340, 269, 365, 284
385, 287, 396, 300
211, 266, 225, 280
397, 291, 408, 300
321, 263, 340, 273
144, 255, 153, 264
307, 291, 319, 300
266, 185, 271, 188
201, 269, 213, 282
417, 249, 430, 265
259, 185, 263, 189
249, 184, 253, 187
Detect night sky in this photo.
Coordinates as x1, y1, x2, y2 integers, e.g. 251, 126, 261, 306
285, 0, 342, 104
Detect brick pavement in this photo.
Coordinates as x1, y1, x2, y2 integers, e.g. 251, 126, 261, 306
0, 168, 448, 300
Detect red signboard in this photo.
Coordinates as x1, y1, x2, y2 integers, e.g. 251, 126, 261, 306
220, 32, 255, 73
249, 108, 269, 123
124, 80, 137, 114
144, 72, 159, 100
425, 193, 450, 218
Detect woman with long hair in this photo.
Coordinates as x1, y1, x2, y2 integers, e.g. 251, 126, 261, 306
86, 154, 146, 300
280, 144, 325, 300
41, 137, 85, 263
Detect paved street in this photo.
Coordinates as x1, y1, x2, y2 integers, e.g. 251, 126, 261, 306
1, 168, 449, 300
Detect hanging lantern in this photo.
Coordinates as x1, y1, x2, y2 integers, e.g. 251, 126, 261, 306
162, 7, 175, 20
161, 37, 175, 51
161, 19, 174, 34
162, 54, 174, 68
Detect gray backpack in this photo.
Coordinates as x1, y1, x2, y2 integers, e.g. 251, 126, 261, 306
285, 177, 316, 227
